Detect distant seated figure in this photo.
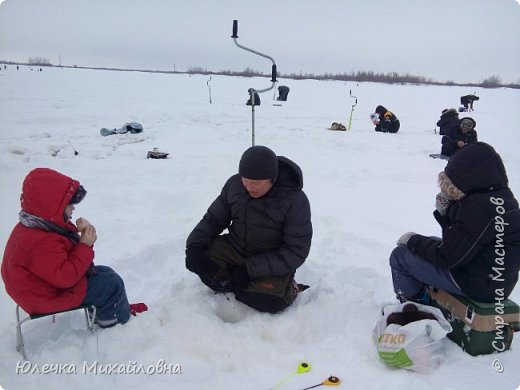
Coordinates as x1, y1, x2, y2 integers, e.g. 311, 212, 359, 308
277, 86, 290, 101
436, 108, 459, 136
460, 94, 479, 112
441, 117, 478, 157
246, 89, 261, 106
371, 105, 400, 133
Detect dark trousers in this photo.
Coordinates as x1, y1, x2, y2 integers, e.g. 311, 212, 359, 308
200, 236, 297, 313
389, 244, 466, 300
81, 265, 130, 327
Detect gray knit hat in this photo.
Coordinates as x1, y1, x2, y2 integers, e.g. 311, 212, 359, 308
460, 118, 476, 133
239, 145, 278, 180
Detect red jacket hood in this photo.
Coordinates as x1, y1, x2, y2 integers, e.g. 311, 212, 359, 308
21, 168, 80, 229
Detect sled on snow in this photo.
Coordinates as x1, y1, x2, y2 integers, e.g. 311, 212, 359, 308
429, 153, 450, 160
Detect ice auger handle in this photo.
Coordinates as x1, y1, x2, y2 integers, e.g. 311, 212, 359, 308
232, 20, 238, 38
271, 64, 277, 82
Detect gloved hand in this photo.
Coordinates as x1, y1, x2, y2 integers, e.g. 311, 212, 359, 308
435, 191, 453, 216
185, 246, 208, 274
130, 303, 148, 316
229, 264, 251, 291
396, 232, 416, 246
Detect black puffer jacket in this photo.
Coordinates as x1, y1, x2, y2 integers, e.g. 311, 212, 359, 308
407, 142, 520, 301
441, 117, 478, 156
187, 156, 312, 278
436, 108, 459, 136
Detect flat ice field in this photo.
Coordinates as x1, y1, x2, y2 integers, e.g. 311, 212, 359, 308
0, 66, 519, 389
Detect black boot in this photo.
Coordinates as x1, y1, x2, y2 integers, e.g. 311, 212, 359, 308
397, 286, 431, 305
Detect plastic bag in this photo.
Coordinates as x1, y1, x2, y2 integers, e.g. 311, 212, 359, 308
369, 113, 380, 125
373, 302, 452, 373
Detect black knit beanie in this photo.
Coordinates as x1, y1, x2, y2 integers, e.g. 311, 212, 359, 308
239, 146, 278, 180
70, 185, 87, 204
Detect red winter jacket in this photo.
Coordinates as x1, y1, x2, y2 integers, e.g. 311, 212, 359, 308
1, 168, 94, 314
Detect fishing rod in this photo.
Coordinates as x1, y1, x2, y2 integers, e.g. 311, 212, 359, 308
272, 362, 311, 389
347, 89, 357, 131
207, 76, 212, 104
301, 375, 341, 390
231, 19, 277, 146
68, 140, 79, 155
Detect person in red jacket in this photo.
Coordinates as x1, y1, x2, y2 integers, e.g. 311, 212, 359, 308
1, 168, 147, 328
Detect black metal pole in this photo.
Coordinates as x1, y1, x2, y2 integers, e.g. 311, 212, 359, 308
231, 20, 278, 146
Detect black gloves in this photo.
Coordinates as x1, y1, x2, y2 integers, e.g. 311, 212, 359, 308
185, 245, 222, 288
186, 246, 252, 292
229, 264, 251, 291
185, 246, 208, 274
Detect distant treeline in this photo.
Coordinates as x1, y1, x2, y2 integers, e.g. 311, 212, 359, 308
198, 67, 519, 90
1, 58, 518, 89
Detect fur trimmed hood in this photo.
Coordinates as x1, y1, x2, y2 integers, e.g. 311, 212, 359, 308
438, 172, 465, 200
440, 108, 458, 118
459, 117, 476, 133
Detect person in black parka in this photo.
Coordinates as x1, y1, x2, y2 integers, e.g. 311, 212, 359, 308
460, 94, 479, 111
277, 85, 290, 101
246, 89, 261, 106
185, 145, 313, 313
390, 142, 520, 303
441, 117, 478, 156
436, 108, 459, 136
373, 105, 400, 133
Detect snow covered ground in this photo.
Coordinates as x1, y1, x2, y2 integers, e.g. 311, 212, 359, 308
0, 66, 519, 389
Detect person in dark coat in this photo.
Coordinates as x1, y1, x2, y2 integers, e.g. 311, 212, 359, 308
436, 108, 459, 136
390, 142, 520, 303
246, 89, 261, 106
1, 168, 147, 327
460, 94, 479, 112
277, 85, 290, 101
186, 145, 313, 313
441, 117, 478, 157
372, 105, 400, 133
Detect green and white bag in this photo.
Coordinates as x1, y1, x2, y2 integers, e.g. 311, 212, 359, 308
373, 302, 453, 373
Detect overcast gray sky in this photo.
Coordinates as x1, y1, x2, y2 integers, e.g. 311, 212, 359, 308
1, 0, 519, 83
